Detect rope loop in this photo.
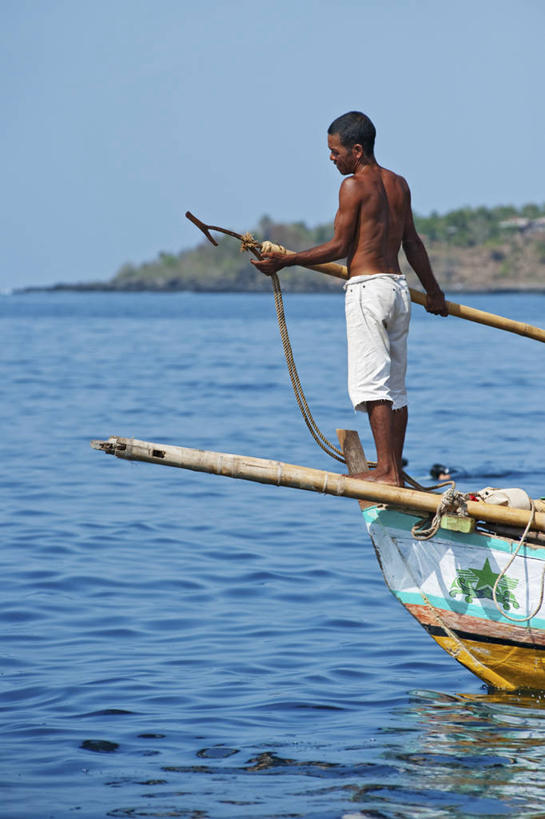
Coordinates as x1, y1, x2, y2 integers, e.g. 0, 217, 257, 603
270, 271, 346, 463
239, 239, 345, 461
492, 501, 544, 623
411, 485, 467, 540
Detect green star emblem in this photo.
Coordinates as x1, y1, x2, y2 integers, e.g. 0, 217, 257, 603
449, 557, 519, 610
473, 558, 500, 597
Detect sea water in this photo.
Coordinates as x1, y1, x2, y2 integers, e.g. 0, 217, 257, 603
2, 289, 545, 818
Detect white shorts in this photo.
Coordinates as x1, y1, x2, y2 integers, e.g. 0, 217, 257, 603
345, 274, 411, 412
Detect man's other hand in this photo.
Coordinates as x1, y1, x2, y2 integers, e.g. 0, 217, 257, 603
426, 290, 448, 316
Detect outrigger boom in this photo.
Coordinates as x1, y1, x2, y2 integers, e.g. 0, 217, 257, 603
91, 436, 545, 534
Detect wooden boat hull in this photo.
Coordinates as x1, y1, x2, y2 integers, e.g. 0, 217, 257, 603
363, 505, 545, 691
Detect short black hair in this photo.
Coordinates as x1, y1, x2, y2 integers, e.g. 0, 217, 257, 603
328, 111, 376, 156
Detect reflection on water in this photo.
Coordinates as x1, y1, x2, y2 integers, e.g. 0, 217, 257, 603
350, 688, 545, 818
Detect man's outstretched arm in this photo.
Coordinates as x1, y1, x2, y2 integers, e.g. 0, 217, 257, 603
402, 195, 448, 316
251, 178, 360, 276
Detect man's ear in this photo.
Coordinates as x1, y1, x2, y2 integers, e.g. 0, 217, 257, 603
352, 143, 364, 160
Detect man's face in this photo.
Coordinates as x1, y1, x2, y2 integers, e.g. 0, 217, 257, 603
328, 132, 357, 175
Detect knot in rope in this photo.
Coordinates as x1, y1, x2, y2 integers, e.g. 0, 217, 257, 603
240, 232, 261, 253
412, 485, 468, 540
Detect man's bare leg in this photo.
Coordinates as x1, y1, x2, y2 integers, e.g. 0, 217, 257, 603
350, 400, 405, 486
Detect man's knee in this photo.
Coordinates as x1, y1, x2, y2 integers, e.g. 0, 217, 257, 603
367, 399, 393, 409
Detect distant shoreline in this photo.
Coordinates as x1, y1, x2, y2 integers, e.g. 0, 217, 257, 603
13, 283, 545, 295
12, 206, 545, 295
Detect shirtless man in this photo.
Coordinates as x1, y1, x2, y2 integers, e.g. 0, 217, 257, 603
251, 111, 447, 486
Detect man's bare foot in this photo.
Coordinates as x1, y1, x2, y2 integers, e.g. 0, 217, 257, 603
361, 470, 403, 486
344, 469, 403, 487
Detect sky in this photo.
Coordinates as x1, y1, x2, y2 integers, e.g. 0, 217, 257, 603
2, 0, 544, 290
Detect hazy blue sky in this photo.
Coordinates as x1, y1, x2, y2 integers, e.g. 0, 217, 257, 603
2, 0, 544, 290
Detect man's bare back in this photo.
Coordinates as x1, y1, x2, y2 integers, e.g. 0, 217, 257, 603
341, 164, 408, 279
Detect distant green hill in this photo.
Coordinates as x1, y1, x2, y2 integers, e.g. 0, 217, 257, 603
43, 204, 545, 293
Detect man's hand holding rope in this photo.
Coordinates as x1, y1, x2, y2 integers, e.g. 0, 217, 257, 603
251, 252, 287, 277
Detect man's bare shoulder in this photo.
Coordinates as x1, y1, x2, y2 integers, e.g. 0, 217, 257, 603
340, 167, 384, 197
338, 174, 369, 204
339, 174, 364, 191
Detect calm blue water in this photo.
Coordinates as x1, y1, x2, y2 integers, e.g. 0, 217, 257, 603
2, 289, 545, 818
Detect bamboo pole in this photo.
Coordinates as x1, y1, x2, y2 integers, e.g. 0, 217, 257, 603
91, 437, 545, 533
185, 211, 545, 343
261, 242, 545, 344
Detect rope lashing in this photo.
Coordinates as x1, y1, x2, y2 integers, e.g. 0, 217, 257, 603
411, 485, 464, 540
239, 232, 261, 253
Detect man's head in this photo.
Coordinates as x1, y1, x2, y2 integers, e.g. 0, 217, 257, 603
328, 111, 376, 155
327, 111, 376, 174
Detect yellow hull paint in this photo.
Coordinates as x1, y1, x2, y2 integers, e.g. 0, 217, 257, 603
432, 633, 545, 691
